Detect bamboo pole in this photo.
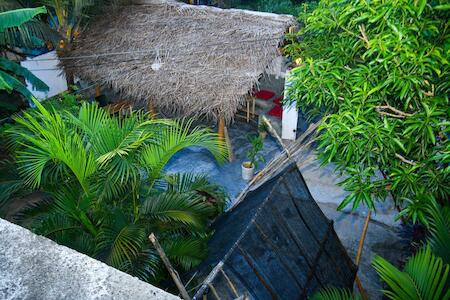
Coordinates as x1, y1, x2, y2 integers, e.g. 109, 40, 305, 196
149, 233, 191, 300
220, 269, 239, 298
208, 283, 221, 300
261, 116, 291, 158
192, 262, 224, 300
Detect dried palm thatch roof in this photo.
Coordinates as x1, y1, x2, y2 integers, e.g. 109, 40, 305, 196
62, 0, 295, 122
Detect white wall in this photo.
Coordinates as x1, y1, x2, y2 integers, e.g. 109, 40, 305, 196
20, 50, 67, 101
282, 72, 298, 140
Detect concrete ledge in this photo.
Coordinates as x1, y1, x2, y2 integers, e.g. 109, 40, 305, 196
0, 218, 179, 300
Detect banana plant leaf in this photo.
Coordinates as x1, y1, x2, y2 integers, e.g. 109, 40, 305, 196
0, 56, 49, 93
0, 6, 47, 31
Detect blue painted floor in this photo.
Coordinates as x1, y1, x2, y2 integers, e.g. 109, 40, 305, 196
165, 121, 281, 207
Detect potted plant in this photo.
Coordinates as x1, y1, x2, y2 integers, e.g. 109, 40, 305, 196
242, 134, 265, 181
258, 122, 269, 139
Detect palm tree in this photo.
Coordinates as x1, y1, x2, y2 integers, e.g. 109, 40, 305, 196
9, 99, 228, 282
41, 0, 96, 46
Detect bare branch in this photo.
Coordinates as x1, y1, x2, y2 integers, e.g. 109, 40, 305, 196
375, 103, 414, 118
395, 153, 417, 165
358, 24, 369, 48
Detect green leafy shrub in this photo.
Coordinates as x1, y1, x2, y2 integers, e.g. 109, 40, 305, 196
285, 0, 449, 215
5, 99, 228, 283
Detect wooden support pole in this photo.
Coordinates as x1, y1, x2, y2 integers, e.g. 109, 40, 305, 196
147, 100, 156, 117
218, 116, 225, 142
246, 99, 250, 122
251, 97, 256, 118
95, 84, 101, 97
224, 126, 233, 162
149, 233, 191, 300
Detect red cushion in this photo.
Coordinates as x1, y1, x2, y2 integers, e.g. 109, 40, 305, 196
268, 105, 283, 118
254, 90, 276, 101
273, 96, 283, 106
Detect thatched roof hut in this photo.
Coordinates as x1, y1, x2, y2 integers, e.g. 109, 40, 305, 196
62, 0, 295, 122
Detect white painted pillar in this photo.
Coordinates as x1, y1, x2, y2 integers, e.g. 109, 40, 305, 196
281, 72, 298, 140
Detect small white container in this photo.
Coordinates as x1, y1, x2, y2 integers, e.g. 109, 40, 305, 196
241, 162, 255, 181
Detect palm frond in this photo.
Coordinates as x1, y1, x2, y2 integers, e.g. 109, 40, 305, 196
0, 158, 25, 217
161, 237, 208, 271
166, 172, 229, 213
141, 191, 214, 230
12, 192, 54, 225
120, 246, 161, 283
426, 202, 450, 264
71, 104, 148, 186
309, 287, 359, 300
13, 99, 96, 191
404, 247, 450, 300
70, 101, 111, 138
140, 118, 227, 180
373, 246, 450, 300
33, 211, 81, 239
96, 223, 147, 269
91, 171, 132, 203
0, 177, 23, 217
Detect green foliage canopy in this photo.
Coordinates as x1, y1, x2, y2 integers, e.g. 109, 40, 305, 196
285, 0, 449, 215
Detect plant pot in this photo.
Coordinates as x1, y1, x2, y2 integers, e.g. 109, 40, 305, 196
242, 162, 255, 181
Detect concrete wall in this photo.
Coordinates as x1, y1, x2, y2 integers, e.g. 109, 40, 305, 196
0, 218, 180, 300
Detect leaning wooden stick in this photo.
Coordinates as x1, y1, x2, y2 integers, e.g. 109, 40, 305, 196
261, 116, 292, 158
354, 210, 372, 299
356, 210, 372, 266
149, 233, 191, 300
